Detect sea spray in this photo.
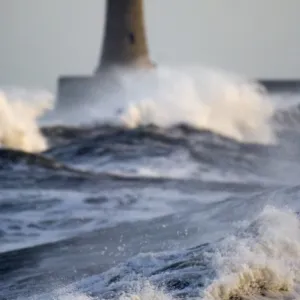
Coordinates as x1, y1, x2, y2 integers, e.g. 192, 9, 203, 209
51, 65, 275, 145
0, 89, 53, 153
203, 206, 300, 300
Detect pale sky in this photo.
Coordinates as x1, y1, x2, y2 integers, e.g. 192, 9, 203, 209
1, 0, 300, 92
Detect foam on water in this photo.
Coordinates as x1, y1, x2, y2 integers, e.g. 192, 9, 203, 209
37, 206, 300, 300
203, 206, 300, 300
118, 281, 172, 300
112, 206, 300, 300
22, 287, 93, 300
0, 89, 53, 153
26, 284, 169, 300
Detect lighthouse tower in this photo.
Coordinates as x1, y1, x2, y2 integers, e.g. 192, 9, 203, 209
57, 0, 154, 105
97, 0, 153, 70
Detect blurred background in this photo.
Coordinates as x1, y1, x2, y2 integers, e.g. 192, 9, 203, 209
1, 0, 300, 92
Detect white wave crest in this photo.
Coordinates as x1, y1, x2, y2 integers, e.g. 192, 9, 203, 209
112, 206, 300, 300
0, 89, 53, 153
119, 67, 275, 144
203, 206, 300, 300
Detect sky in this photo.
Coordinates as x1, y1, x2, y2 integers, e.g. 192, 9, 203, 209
1, 0, 300, 92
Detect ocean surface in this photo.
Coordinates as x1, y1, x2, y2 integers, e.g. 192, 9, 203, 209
1, 66, 300, 300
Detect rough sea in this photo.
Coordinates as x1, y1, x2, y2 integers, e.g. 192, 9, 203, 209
1, 66, 300, 300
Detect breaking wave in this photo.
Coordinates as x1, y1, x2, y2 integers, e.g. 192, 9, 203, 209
204, 206, 300, 300
53, 66, 276, 145
119, 67, 275, 145
40, 206, 300, 300
0, 66, 285, 154
110, 206, 300, 300
5, 66, 300, 153
0, 89, 53, 153
4, 67, 300, 152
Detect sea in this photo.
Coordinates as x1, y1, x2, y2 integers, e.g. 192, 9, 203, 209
1, 65, 300, 300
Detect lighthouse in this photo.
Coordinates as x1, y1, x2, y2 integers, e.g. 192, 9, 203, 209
57, 0, 154, 105
96, 0, 153, 70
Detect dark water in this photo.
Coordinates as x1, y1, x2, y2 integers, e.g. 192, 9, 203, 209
2, 77, 300, 300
